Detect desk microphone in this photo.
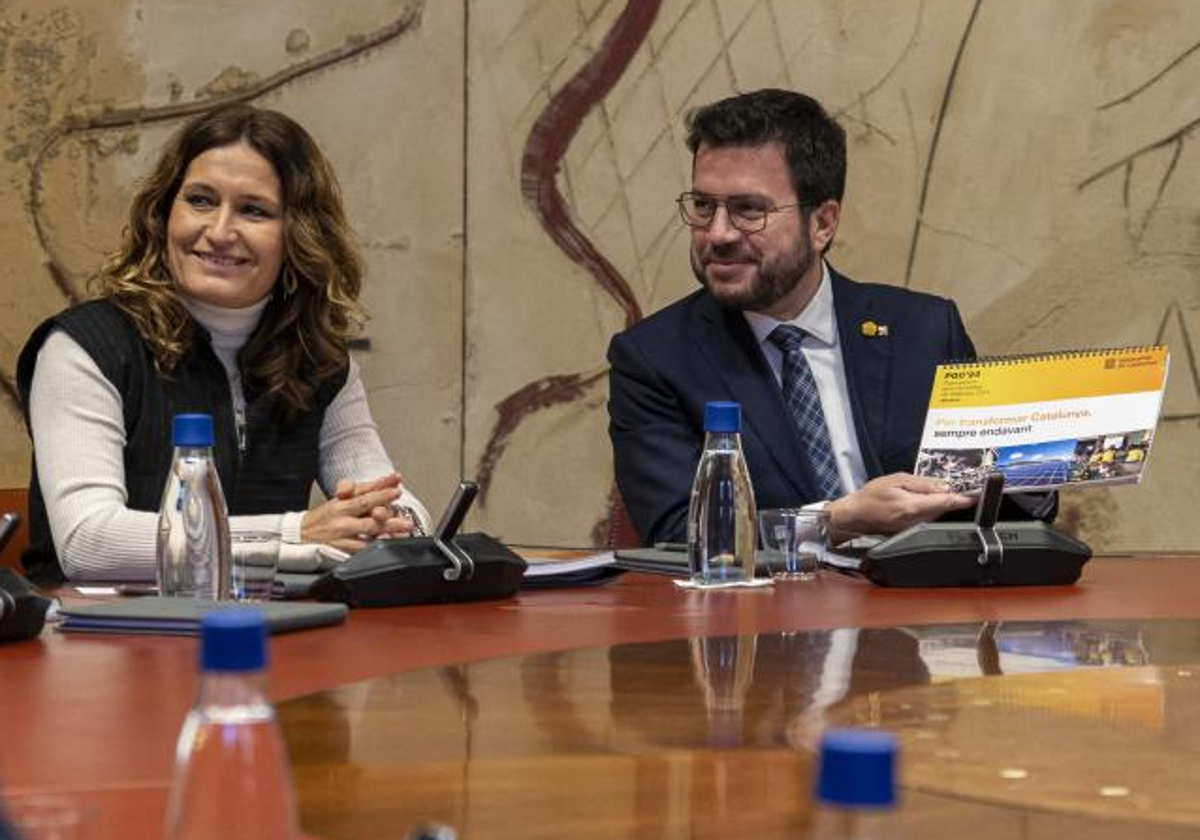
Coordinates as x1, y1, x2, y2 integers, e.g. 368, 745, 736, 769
311, 479, 526, 608
0, 568, 51, 643
0, 513, 52, 643
859, 472, 1091, 587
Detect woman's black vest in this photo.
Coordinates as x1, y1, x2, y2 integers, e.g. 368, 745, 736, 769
15, 299, 345, 584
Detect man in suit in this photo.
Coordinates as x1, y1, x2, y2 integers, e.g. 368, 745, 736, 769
608, 88, 1007, 546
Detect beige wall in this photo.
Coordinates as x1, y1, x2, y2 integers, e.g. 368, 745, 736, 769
2, 1, 1197, 551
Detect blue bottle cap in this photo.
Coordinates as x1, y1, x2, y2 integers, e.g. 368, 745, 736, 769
703, 401, 741, 433
816, 729, 898, 807
173, 413, 214, 447
200, 609, 267, 673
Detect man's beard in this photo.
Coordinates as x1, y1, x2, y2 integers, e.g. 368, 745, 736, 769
691, 229, 816, 313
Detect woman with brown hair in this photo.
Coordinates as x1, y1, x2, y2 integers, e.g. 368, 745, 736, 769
17, 103, 429, 583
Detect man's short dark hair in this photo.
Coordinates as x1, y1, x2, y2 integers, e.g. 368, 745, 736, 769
685, 89, 846, 206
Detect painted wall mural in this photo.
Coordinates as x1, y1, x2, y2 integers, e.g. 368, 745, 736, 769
1, 0, 1197, 552
1, 0, 465, 524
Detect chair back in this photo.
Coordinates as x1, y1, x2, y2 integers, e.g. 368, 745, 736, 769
0, 487, 29, 571
607, 487, 642, 550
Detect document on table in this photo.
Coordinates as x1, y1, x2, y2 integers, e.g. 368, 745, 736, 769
520, 552, 623, 588
57, 597, 347, 635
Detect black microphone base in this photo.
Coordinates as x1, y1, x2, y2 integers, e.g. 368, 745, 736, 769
860, 521, 1091, 587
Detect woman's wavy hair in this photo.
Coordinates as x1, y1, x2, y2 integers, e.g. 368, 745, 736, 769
97, 102, 365, 422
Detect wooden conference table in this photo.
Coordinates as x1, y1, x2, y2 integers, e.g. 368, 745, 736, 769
3, 554, 1200, 838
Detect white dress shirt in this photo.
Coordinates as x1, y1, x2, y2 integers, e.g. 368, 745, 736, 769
744, 262, 869, 494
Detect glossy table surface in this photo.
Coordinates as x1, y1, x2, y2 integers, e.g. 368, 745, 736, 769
283, 619, 1200, 840
3, 554, 1200, 838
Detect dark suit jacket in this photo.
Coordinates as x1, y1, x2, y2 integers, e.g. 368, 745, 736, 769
607, 269, 977, 545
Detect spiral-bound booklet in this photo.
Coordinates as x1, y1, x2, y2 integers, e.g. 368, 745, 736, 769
914, 346, 1169, 493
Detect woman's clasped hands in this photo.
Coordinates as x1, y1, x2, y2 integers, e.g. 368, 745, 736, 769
301, 472, 419, 553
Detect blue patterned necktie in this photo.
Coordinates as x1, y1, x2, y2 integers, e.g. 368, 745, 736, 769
768, 325, 844, 500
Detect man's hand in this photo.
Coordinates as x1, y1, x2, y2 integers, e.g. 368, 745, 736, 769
826, 473, 974, 543
300, 472, 418, 553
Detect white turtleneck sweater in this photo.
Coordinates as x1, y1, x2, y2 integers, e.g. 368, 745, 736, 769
28, 295, 430, 581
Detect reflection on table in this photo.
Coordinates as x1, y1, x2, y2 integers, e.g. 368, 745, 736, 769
282, 618, 1200, 840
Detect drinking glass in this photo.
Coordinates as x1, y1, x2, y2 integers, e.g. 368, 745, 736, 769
757, 508, 828, 580
231, 528, 281, 601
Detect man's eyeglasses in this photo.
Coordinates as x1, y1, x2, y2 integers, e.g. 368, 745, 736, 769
676, 192, 809, 233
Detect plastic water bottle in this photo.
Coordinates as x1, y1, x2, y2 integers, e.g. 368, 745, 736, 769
157, 414, 232, 598
165, 610, 300, 840
811, 729, 899, 839
687, 401, 757, 583
0, 805, 18, 840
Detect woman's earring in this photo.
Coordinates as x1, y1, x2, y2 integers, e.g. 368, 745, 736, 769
281, 265, 298, 296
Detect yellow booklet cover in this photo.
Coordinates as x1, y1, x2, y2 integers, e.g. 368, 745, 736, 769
914, 346, 1169, 492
